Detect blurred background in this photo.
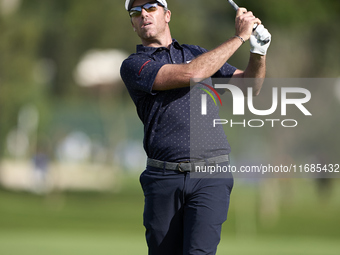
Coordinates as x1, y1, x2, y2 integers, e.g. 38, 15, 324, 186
0, 0, 339, 254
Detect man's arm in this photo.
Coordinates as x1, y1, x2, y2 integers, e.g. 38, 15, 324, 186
231, 54, 266, 96
229, 9, 272, 96
153, 36, 245, 91
152, 8, 261, 91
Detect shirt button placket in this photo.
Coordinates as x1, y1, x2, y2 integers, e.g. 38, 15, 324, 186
169, 48, 175, 64
170, 45, 181, 64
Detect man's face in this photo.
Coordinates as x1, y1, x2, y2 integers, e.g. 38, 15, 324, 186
130, 0, 171, 41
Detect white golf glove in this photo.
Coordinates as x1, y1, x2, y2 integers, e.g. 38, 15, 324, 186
250, 24, 271, 55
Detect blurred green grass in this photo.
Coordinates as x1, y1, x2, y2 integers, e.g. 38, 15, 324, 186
1, 231, 339, 255
0, 176, 339, 254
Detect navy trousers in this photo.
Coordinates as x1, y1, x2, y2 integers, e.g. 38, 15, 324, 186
140, 163, 233, 255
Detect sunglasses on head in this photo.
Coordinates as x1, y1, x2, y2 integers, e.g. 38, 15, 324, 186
129, 2, 164, 17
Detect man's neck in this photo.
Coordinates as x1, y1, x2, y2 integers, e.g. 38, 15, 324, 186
142, 40, 172, 49
141, 29, 173, 49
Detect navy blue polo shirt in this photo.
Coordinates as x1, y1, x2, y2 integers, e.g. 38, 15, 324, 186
120, 39, 236, 162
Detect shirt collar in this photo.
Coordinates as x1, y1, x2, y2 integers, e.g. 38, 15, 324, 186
136, 39, 182, 54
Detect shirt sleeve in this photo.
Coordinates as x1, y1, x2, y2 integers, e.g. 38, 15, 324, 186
212, 62, 237, 79
120, 54, 165, 95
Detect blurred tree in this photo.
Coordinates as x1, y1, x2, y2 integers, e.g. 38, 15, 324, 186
0, 1, 43, 157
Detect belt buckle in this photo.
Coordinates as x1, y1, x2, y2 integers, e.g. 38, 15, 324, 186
178, 161, 190, 172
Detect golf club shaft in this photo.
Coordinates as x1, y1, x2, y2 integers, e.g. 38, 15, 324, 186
227, 0, 239, 11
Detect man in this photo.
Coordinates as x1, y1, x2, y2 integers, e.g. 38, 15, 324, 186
120, 0, 271, 254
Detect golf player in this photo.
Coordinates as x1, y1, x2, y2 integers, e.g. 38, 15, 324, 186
120, 0, 271, 254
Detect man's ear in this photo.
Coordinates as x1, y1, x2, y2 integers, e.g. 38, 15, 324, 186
165, 10, 171, 23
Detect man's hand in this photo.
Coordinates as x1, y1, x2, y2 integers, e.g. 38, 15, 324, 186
250, 24, 272, 55
235, 8, 261, 41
